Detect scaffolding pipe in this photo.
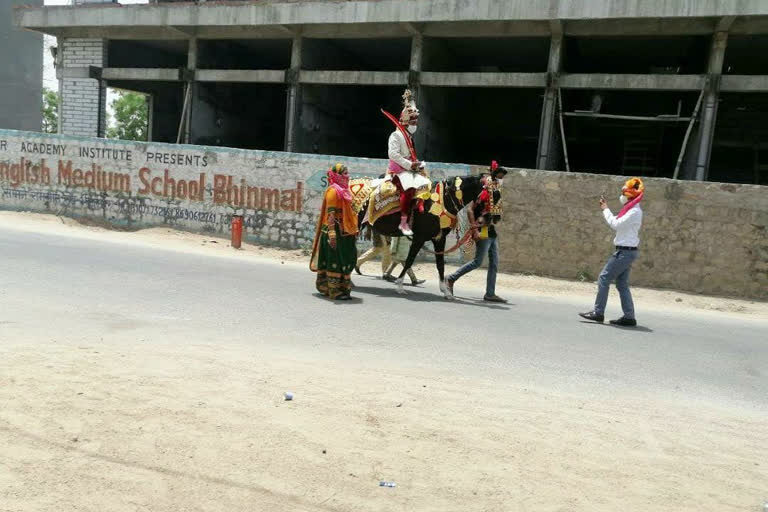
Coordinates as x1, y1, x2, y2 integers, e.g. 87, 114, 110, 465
563, 112, 692, 122
557, 88, 571, 172
672, 89, 705, 180
176, 82, 191, 144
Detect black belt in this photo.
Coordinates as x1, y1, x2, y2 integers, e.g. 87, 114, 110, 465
615, 246, 638, 251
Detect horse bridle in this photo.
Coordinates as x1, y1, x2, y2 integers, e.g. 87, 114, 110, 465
442, 179, 465, 216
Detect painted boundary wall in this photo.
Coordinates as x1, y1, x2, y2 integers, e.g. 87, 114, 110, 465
1, 129, 766, 299
0, 129, 469, 255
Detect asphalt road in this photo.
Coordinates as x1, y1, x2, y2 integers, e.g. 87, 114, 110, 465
1, 226, 766, 410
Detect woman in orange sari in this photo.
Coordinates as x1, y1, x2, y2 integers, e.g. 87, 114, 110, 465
310, 163, 359, 300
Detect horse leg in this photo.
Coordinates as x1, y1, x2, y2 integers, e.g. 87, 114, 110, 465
433, 236, 447, 293
395, 237, 425, 295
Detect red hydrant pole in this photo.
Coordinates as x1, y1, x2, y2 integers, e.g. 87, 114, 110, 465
231, 215, 243, 249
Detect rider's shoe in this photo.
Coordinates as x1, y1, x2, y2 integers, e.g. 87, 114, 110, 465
398, 218, 413, 236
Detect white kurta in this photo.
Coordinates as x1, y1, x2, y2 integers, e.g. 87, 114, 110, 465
386, 130, 430, 191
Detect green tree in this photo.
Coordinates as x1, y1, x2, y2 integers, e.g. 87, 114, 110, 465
107, 90, 149, 141
42, 87, 58, 134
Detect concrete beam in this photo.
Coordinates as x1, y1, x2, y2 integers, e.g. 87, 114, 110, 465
37, 26, 190, 40
192, 26, 297, 39
169, 25, 197, 37
102, 68, 181, 81
402, 22, 425, 36
298, 70, 408, 86
196, 69, 287, 83
730, 16, 768, 34
549, 19, 562, 37
302, 23, 411, 38
18, 1, 768, 32
559, 73, 705, 91
564, 18, 719, 36
422, 20, 550, 37
716, 16, 737, 32
420, 72, 546, 88
721, 75, 768, 91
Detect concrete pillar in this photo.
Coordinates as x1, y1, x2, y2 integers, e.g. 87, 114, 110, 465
409, 32, 428, 157
695, 31, 728, 181
536, 24, 563, 170
59, 38, 107, 137
284, 35, 302, 152
183, 37, 197, 144
410, 33, 423, 74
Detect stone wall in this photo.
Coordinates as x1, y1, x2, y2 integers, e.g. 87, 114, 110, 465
487, 168, 768, 300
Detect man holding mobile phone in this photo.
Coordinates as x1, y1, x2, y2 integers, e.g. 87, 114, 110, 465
579, 178, 645, 326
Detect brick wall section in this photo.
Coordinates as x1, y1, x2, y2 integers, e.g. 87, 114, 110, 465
490, 169, 768, 299
60, 38, 107, 137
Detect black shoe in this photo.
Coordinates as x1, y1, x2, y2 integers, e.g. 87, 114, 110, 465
354, 266, 362, 275
610, 317, 637, 327
483, 294, 507, 303
410, 279, 426, 286
383, 274, 396, 282
578, 311, 604, 323
336, 293, 352, 301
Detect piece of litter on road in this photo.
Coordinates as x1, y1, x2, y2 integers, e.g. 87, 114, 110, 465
675, 297, 683, 302
284, 392, 294, 401
379, 481, 396, 488
396, 403, 402, 407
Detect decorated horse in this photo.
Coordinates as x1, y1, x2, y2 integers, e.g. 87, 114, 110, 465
351, 174, 485, 296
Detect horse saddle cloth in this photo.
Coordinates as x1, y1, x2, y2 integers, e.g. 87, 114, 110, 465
367, 180, 401, 225
348, 178, 373, 214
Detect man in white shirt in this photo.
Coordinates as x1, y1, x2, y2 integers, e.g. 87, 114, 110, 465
579, 178, 645, 327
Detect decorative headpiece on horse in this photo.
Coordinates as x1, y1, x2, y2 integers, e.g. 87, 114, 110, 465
399, 89, 420, 125
486, 161, 505, 217
489, 160, 508, 180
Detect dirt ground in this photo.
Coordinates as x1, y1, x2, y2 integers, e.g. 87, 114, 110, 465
1, 211, 766, 512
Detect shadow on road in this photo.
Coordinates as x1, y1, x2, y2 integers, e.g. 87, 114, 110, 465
352, 285, 511, 310
578, 320, 654, 333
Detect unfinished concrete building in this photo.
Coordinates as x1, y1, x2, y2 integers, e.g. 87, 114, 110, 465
1, 0, 42, 131
14, 0, 768, 184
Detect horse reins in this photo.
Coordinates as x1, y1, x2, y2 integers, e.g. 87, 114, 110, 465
416, 180, 472, 256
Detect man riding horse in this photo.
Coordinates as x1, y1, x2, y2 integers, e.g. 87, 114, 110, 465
382, 89, 431, 236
